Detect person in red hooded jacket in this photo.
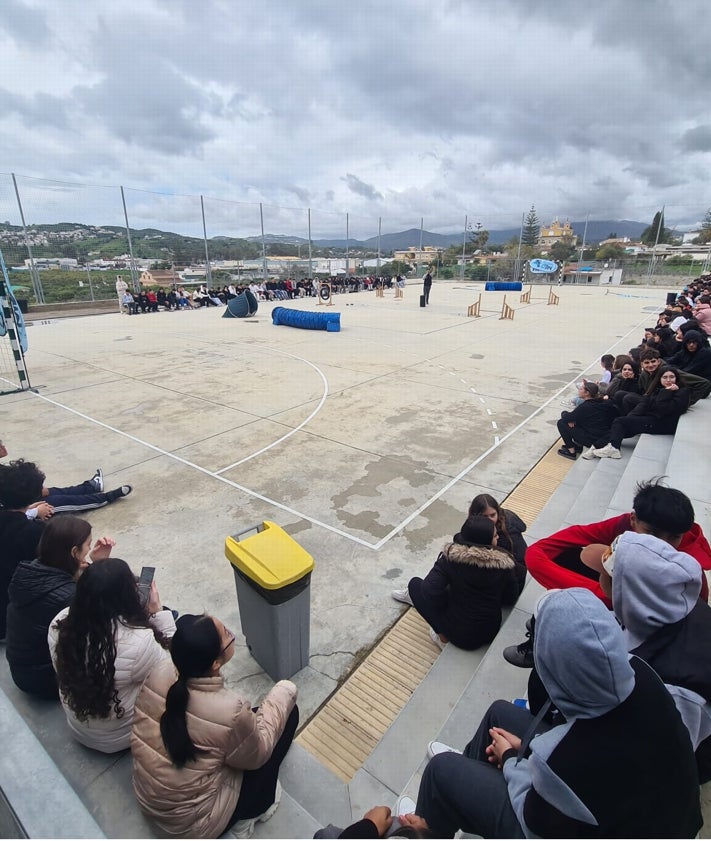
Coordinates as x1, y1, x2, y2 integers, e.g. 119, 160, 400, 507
504, 479, 711, 667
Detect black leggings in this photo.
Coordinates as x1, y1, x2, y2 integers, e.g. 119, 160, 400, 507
225, 705, 299, 825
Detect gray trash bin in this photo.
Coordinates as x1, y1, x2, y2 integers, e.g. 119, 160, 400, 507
225, 521, 314, 681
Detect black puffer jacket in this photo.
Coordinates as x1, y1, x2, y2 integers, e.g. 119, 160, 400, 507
0, 511, 45, 639
6, 559, 76, 699
497, 509, 528, 598
421, 542, 518, 649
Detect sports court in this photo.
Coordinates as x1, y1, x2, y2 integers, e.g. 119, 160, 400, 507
0, 282, 661, 717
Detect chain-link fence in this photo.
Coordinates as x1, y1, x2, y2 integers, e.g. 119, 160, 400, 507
1, 172, 709, 305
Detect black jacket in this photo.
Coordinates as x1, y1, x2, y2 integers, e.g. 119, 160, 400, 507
497, 509, 528, 597
628, 386, 690, 432
0, 511, 45, 639
560, 399, 616, 441
6, 559, 76, 699
421, 542, 519, 649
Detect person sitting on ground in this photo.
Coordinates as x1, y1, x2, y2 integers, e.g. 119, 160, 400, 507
132, 613, 298, 839
414, 589, 702, 838
5, 516, 114, 699
0, 460, 129, 640
391, 516, 520, 651
156, 287, 168, 310
590, 365, 689, 460
121, 290, 138, 315
665, 329, 711, 380
504, 479, 711, 666
49, 557, 176, 753
555, 381, 615, 460
468, 494, 528, 592
177, 287, 194, 309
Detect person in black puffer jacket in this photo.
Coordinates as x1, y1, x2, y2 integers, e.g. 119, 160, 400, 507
6, 515, 114, 699
391, 516, 519, 650
468, 493, 527, 598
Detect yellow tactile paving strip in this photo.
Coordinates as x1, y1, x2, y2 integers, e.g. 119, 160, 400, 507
296, 439, 572, 782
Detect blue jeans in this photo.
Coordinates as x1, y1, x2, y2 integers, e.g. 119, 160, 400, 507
45, 479, 115, 513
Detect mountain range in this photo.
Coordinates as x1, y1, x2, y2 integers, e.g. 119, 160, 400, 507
248, 220, 648, 250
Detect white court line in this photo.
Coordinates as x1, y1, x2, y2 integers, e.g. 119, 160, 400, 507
470, 387, 477, 393
19, 386, 378, 549
486, 408, 493, 415
492, 421, 498, 430
215, 348, 329, 474
10, 312, 650, 552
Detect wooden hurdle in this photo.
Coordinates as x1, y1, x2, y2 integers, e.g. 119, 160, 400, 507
376, 283, 384, 298
548, 285, 560, 306
500, 295, 515, 320
520, 285, 532, 304
394, 286, 404, 299
467, 293, 482, 317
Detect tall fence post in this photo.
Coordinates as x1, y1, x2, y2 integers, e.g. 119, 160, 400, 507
120, 186, 139, 291
11, 173, 45, 304
201, 195, 212, 286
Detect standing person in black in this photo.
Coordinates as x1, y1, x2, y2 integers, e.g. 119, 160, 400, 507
423, 270, 432, 305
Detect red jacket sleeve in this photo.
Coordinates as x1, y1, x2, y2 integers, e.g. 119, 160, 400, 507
524, 514, 632, 607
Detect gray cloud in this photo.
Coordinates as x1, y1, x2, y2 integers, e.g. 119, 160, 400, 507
0, 0, 51, 45
343, 174, 383, 201
681, 125, 711, 153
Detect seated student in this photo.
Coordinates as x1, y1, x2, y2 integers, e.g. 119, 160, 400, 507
597, 353, 615, 387
6, 516, 114, 699
693, 294, 711, 335
177, 287, 194, 309
602, 359, 640, 404
121, 290, 138, 315
615, 346, 661, 414
590, 365, 689, 459
146, 290, 158, 312
391, 516, 520, 651
580, 531, 711, 782
468, 494, 527, 591
132, 614, 298, 839
666, 329, 711, 380
505, 479, 711, 666
414, 589, 702, 839
555, 381, 615, 460
156, 287, 168, 310
49, 558, 176, 753
166, 288, 178, 310
0, 459, 129, 639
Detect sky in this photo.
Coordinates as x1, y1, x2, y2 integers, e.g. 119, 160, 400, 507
1, 0, 710, 240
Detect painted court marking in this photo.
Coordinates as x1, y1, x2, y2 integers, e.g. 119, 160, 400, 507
5, 313, 650, 551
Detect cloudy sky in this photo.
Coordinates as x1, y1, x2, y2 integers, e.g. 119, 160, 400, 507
1, 0, 710, 239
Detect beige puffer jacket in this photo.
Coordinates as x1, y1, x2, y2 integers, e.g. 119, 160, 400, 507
131, 659, 297, 838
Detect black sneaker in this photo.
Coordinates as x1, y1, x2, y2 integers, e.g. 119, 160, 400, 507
91, 467, 104, 492
503, 636, 534, 668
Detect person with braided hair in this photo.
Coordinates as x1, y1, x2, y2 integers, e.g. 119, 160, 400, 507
48, 557, 175, 753
131, 614, 298, 839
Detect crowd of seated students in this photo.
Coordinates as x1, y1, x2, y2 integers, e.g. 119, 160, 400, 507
557, 281, 711, 461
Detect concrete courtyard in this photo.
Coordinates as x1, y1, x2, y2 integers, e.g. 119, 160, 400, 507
0, 281, 664, 719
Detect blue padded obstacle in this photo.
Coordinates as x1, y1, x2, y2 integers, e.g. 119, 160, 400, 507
485, 281, 522, 292
272, 307, 341, 332
223, 289, 259, 318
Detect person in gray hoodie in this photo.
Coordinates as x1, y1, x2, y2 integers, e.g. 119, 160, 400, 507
415, 588, 701, 838
584, 530, 711, 782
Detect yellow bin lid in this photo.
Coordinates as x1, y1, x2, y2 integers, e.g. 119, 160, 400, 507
224, 521, 314, 590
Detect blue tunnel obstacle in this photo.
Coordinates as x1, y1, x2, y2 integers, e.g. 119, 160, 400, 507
485, 281, 522, 292
223, 289, 259, 318
271, 307, 340, 332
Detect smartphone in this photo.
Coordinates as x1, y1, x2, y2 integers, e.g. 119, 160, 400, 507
137, 566, 155, 607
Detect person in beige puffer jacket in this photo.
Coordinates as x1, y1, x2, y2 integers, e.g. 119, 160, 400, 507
131, 613, 298, 839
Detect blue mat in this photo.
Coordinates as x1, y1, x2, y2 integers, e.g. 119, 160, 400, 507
485, 281, 522, 291
272, 307, 340, 332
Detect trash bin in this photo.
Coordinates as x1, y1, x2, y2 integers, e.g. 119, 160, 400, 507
225, 521, 314, 681
420, 294, 426, 307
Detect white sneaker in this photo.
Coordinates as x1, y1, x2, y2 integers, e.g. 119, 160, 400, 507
230, 781, 281, 837
427, 741, 463, 759
429, 627, 447, 650
580, 446, 597, 460
592, 443, 621, 459
391, 587, 413, 606
395, 794, 417, 816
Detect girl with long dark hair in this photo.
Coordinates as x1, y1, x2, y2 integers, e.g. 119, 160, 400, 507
48, 557, 175, 752
132, 614, 298, 839
468, 493, 527, 596
391, 516, 520, 651
591, 365, 690, 459
6, 515, 114, 699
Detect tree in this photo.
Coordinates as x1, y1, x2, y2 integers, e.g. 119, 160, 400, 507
695, 208, 711, 245
549, 240, 577, 262
595, 243, 626, 261
468, 222, 490, 253
641, 210, 671, 246
387, 260, 413, 276
522, 205, 540, 247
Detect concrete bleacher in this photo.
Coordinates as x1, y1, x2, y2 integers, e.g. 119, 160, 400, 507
1, 398, 709, 838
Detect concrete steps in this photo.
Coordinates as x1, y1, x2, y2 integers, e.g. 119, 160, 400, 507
1, 399, 709, 837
